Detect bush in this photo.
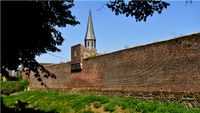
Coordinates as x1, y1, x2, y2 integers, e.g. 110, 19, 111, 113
135, 101, 159, 113
93, 102, 101, 108
154, 103, 186, 113
135, 102, 148, 113
120, 98, 140, 109
104, 104, 114, 112
1, 80, 29, 95
81, 109, 94, 113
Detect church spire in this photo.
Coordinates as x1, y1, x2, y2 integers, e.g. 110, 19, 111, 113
85, 10, 96, 52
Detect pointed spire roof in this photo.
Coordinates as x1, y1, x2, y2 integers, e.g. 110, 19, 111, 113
85, 10, 96, 40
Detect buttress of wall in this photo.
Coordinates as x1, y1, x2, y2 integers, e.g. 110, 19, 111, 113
29, 33, 200, 92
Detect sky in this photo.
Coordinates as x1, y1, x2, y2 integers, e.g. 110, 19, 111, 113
36, 1, 200, 64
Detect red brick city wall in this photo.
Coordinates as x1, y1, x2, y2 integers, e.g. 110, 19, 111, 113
29, 33, 200, 93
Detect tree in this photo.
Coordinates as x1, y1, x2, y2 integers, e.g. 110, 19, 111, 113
1, 0, 170, 81
106, 0, 170, 22
1, 1, 79, 81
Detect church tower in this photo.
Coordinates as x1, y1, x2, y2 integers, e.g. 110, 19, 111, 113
85, 10, 96, 52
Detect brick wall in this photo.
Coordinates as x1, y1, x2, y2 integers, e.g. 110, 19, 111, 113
71, 44, 96, 65
28, 33, 200, 93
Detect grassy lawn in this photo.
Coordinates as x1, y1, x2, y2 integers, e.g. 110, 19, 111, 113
1, 90, 200, 113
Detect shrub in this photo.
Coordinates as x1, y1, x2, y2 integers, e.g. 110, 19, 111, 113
151, 102, 188, 113
1, 80, 29, 95
81, 109, 94, 113
93, 102, 101, 108
135, 102, 148, 113
121, 98, 140, 109
104, 104, 114, 112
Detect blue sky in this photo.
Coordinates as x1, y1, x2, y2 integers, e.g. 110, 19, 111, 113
36, 1, 200, 63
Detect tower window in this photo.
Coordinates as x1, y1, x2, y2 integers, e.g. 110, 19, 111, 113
88, 41, 90, 46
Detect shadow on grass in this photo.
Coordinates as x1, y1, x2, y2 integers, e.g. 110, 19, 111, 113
1, 98, 57, 113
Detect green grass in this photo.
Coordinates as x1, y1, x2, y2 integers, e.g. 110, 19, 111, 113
1, 80, 29, 95
1, 90, 200, 113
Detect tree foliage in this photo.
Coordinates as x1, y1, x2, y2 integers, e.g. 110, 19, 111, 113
2, 1, 79, 80
1, 0, 170, 81
106, 0, 170, 22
